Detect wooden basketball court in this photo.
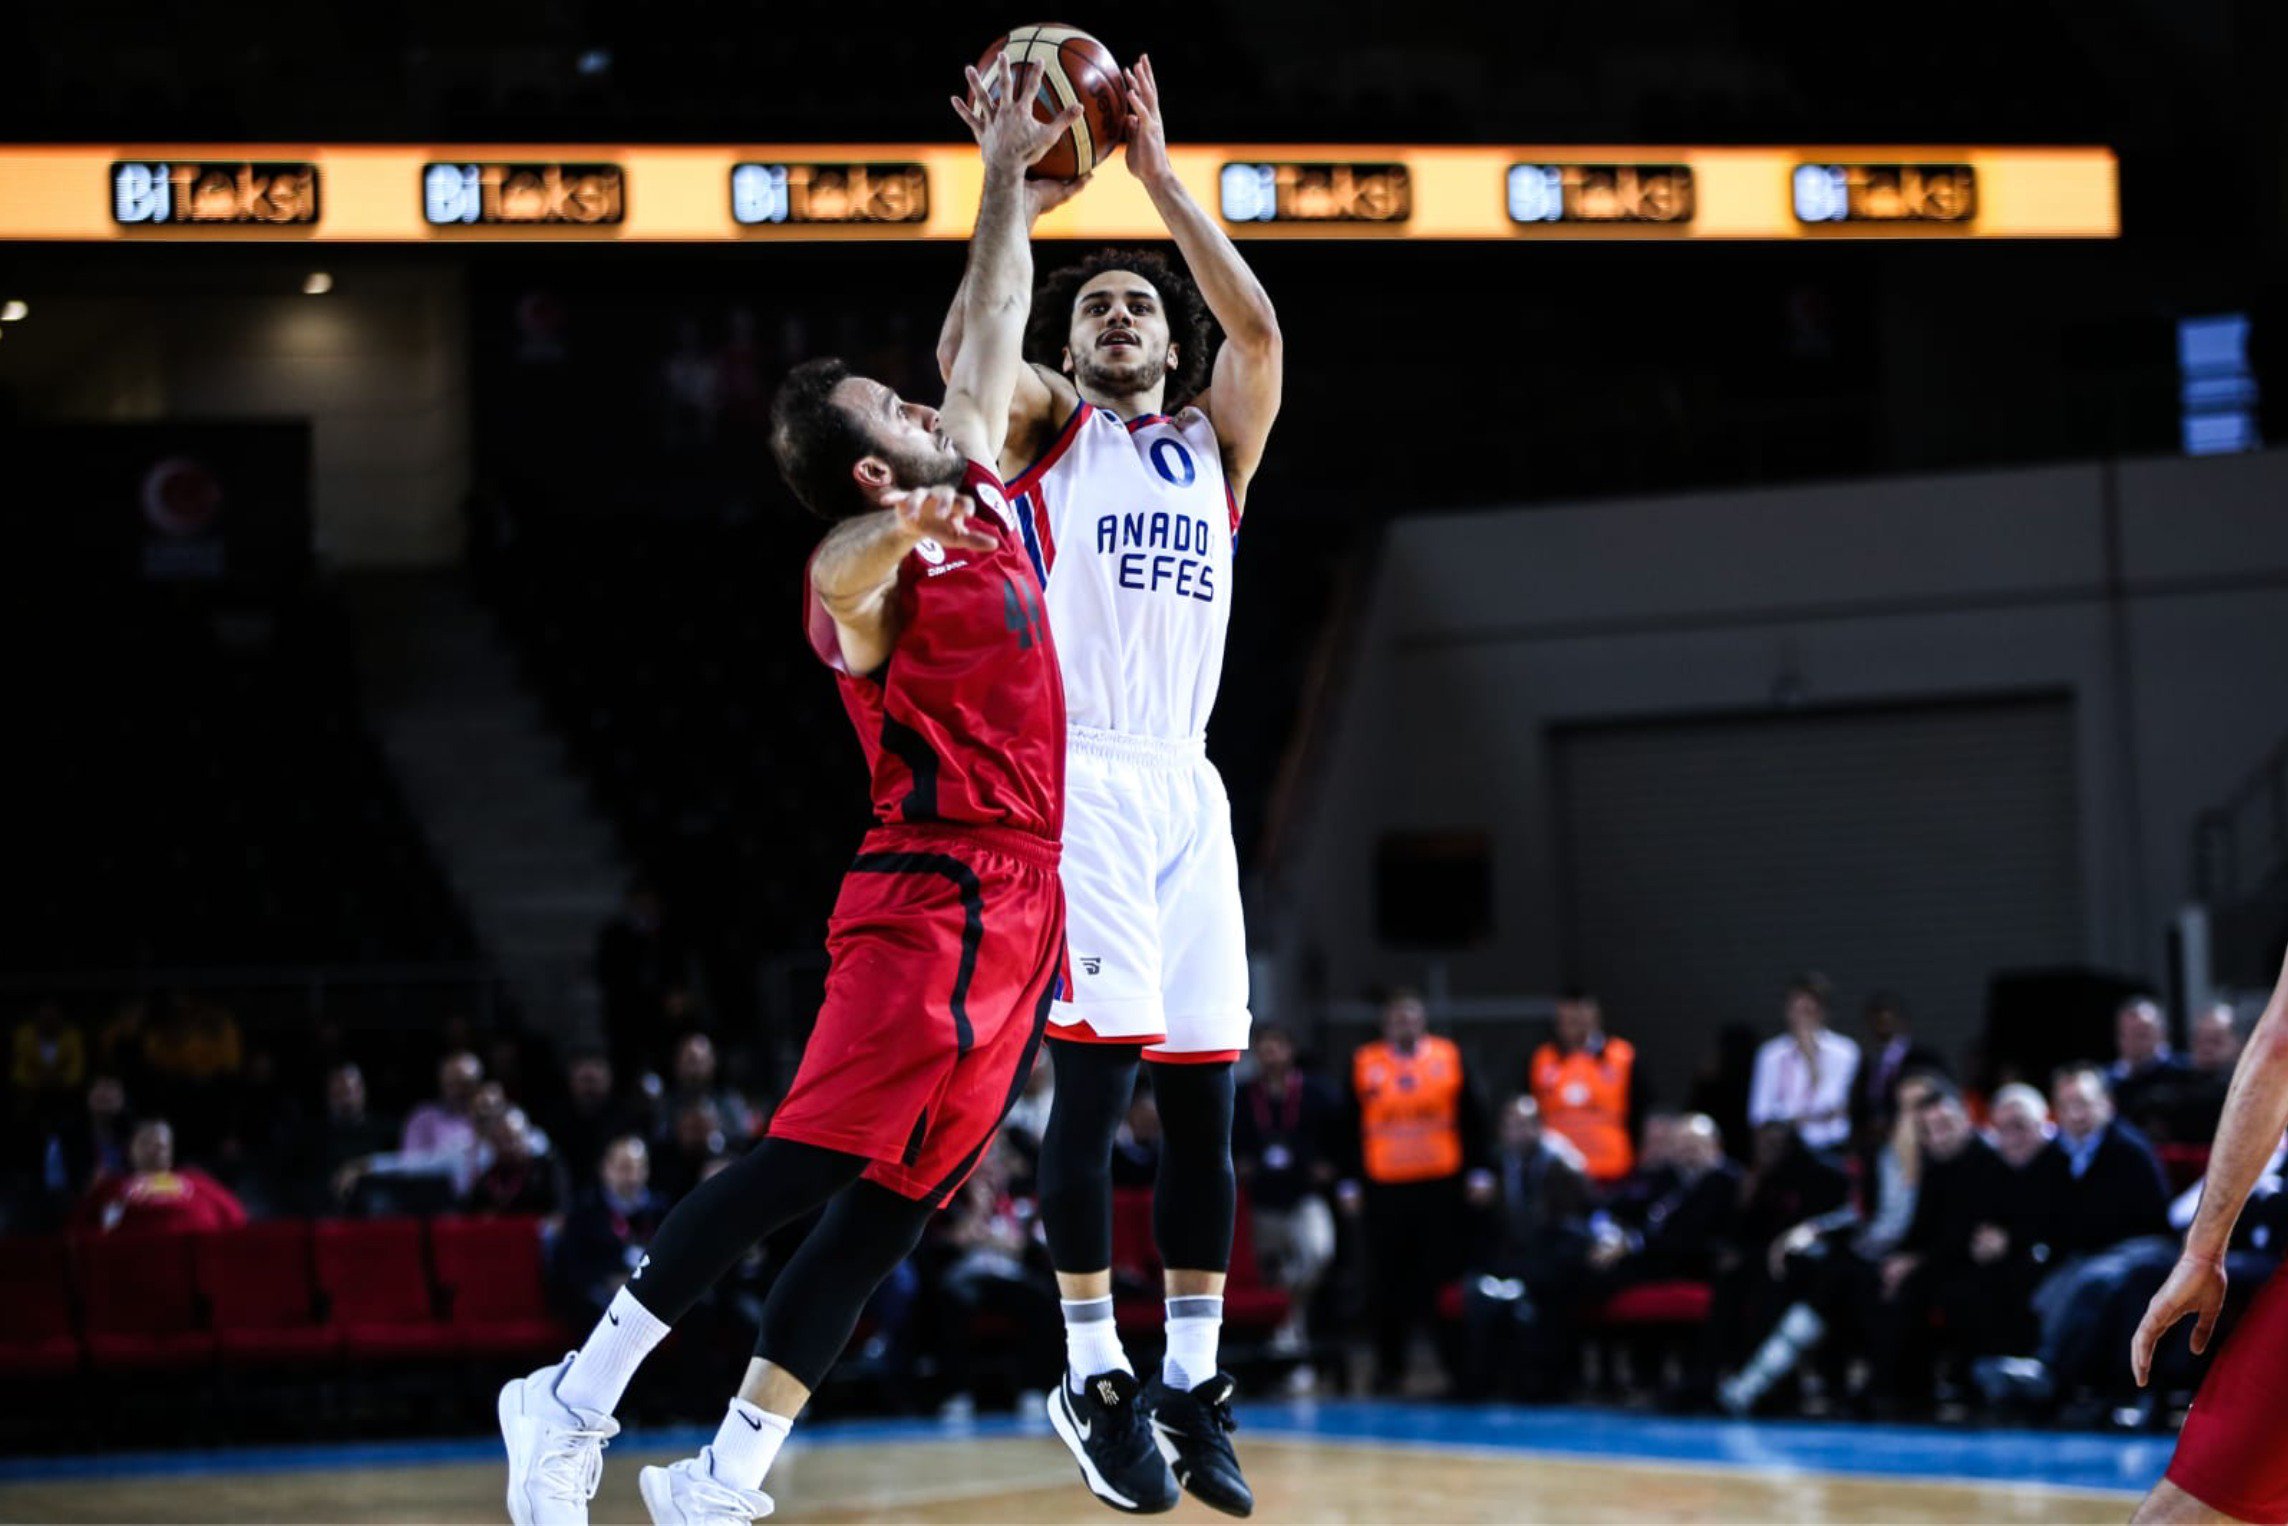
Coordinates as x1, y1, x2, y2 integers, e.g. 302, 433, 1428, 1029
0, 1404, 2157, 1523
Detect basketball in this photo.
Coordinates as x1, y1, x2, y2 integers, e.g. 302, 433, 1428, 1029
976, 24, 1127, 179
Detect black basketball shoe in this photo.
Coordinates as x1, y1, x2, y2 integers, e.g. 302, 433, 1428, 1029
1143, 1371, 1254, 1518
1046, 1369, 1179, 1514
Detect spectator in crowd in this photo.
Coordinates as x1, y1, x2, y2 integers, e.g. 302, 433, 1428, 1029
1721, 1070, 1937, 1416
1971, 1064, 2172, 1409
926, 1136, 1059, 1420
138, 993, 245, 1149
1459, 1095, 1593, 1401
1748, 974, 1860, 1155
1849, 993, 1944, 1155
547, 1051, 653, 1193
1233, 1025, 1343, 1358
2145, 1003, 2243, 1145
49, 1073, 132, 1196
11, 1000, 86, 1122
1527, 991, 1638, 1186
1987, 1082, 2055, 1170
658, 1033, 756, 1147
2109, 997, 2188, 1131
308, 1062, 396, 1213
596, 879, 695, 1080
469, 1105, 569, 1217
1592, 1114, 1740, 1285
653, 1097, 733, 1204
554, 1135, 668, 1326
1109, 1080, 1162, 1189
1856, 1076, 2014, 1411
76, 1118, 247, 1234
2034, 1064, 2171, 1262
1705, 1120, 1852, 1388
1339, 989, 1495, 1395
339, 1067, 502, 1211
403, 1050, 485, 1163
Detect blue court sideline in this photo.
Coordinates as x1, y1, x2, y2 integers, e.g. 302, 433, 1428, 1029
0, 1400, 2168, 1497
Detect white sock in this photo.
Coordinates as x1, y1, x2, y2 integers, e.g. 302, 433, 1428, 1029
1061, 1295, 1131, 1391
1163, 1295, 1223, 1391
556, 1287, 670, 1417
706, 1398, 793, 1493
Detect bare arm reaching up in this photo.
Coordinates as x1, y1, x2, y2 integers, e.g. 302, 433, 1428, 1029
938, 58, 1080, 469
1120, 55, 1283, 510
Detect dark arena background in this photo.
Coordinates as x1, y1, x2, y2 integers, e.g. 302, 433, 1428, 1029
3, 2, 2286, 1522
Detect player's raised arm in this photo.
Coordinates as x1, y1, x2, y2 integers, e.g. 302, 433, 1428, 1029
1120, 54, 1283, 509
934, 168, 1086, 461
939, 61, 1081, 468
2132, 941, 2288, 1386
810, 486, 998, 677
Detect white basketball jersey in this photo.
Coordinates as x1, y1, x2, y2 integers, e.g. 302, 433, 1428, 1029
1007, 403, 1238, 741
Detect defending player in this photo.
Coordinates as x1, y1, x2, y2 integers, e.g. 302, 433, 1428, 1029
939, 55, 1280, 1518
2131, 940, 2288, 1525
497, 64, 1079, 1526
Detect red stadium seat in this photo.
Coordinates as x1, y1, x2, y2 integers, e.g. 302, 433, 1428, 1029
430, 1216, 571, 1357
194, 1222, 341, 1365
1221, 1190, 1291, 1333
1595, 1281, 1713, 1326
75, 1231, 216, 1371
0, 1235, 83, 1378
312, 1218, 459, 1361
1106, 1187, 1290, 1333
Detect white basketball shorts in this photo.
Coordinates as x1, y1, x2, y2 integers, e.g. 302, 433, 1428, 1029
1048, 726, 1252, 1062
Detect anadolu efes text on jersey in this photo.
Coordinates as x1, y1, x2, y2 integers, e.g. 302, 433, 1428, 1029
1006, 403, 1239, 741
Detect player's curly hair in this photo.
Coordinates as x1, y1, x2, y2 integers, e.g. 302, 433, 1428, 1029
769, 357, 877, 521
1028, 248, 1214, 403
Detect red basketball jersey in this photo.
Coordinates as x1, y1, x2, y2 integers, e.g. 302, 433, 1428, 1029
804, 459, 1064, 841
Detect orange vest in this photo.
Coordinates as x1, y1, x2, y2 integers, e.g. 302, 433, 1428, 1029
1353, 1036, 1466, 1184
1529, 1038, 1636, 1182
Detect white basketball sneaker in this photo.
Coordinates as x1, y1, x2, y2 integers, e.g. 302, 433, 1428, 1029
639, 1452, 775, 1524
499, 1354, 619, 1526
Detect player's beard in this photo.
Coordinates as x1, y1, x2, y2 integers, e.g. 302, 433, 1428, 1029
1073, 342, 1168, 399
888, 438, 967, 489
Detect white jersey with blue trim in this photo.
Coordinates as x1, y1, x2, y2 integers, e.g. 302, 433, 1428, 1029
1007, 401, 1239, 742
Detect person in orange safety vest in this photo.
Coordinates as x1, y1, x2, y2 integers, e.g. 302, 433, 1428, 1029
1336, 989, 1492, 1395
1527, 991, 1639, 1185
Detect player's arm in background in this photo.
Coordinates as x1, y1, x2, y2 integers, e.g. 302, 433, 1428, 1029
2132, 940, 2288, 1386
936, 79, 1087, 476
938, 58, 1078, 469
1121, 54, 1283, 512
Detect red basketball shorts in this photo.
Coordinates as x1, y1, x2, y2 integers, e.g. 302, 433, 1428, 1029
2169, 1259, 2288, 1522
768, 823, 1066, 1209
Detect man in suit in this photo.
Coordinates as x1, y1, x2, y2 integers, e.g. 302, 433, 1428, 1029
1849, 993, 1945, 1158
2112, 997, 2193, 1138
1973, 1063, 2171, 1408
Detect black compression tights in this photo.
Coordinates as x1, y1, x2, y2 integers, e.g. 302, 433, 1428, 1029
1038, 1037, 1237, 1274
626, 1136, 934, 1389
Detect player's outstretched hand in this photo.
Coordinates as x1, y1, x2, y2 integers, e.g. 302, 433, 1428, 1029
887, 485, 996, 554
946, 80, 1091, 216
1119, 53, 1172, 184
951, 58, 1084, 175
2131, 1250, 2228, 1388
